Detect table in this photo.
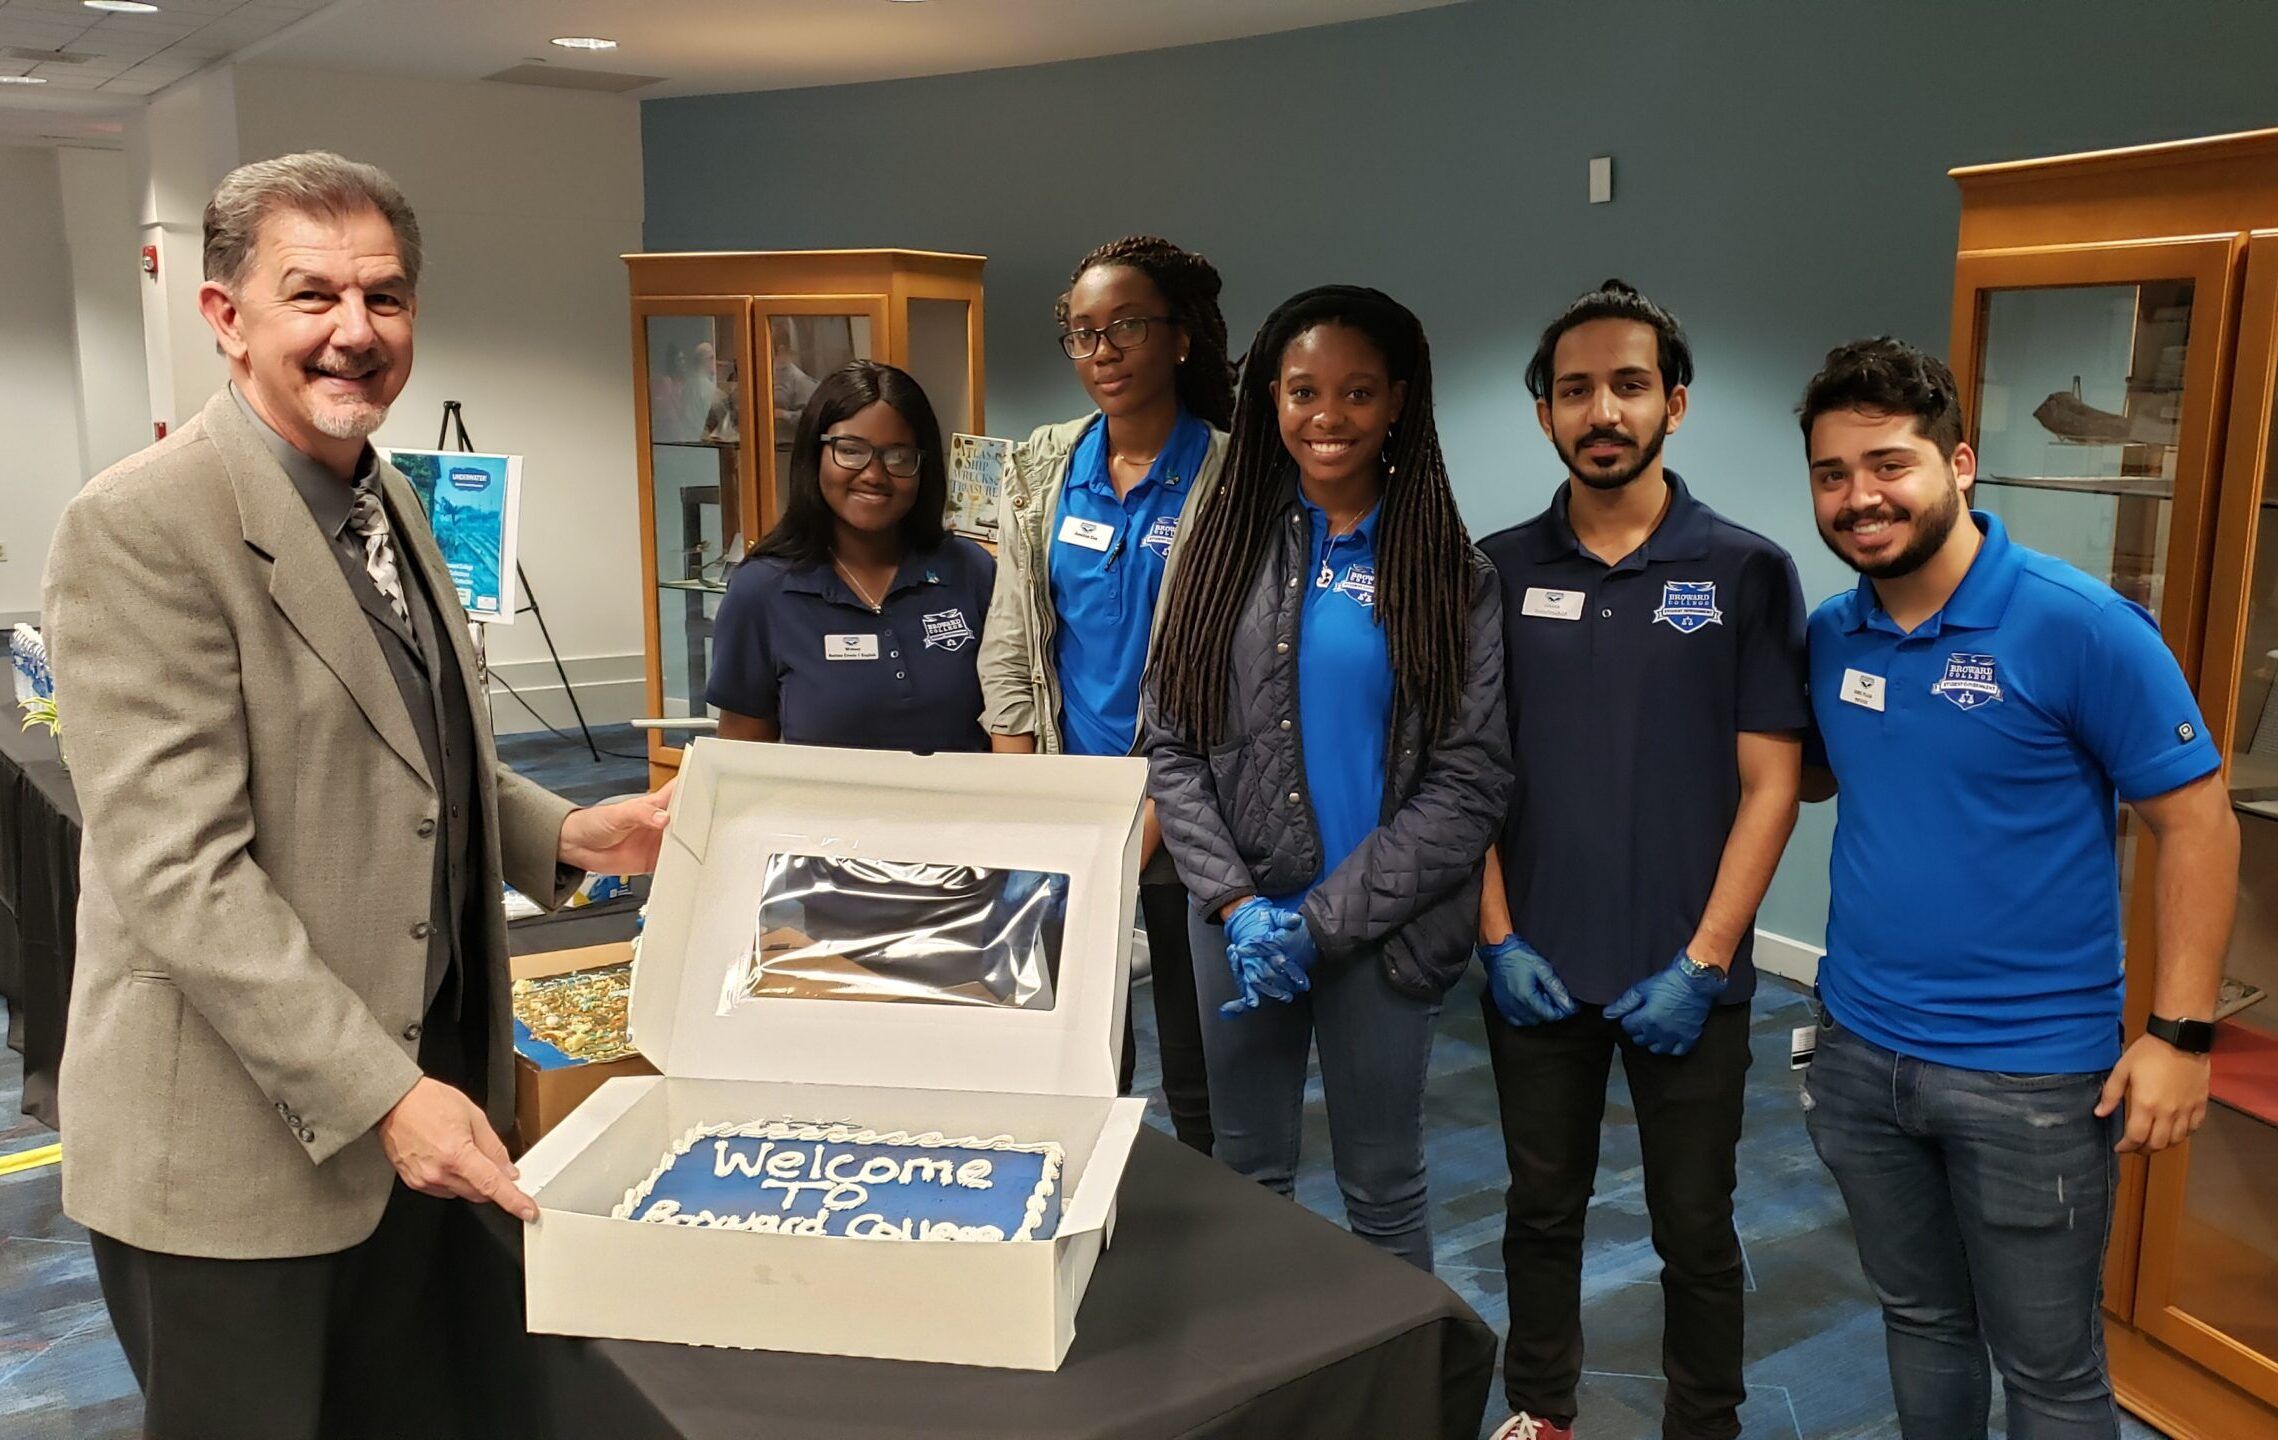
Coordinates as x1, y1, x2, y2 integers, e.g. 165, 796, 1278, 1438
0, 718, 639, 1130
472, 1127, 1496, 1440
0, 719, 76, 1129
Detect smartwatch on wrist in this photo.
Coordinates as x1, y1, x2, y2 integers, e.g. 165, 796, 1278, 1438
2146, 1014, 2216, 1055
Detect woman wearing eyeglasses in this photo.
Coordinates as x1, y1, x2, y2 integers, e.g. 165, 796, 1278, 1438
977, 234, 1237, 1155
708, 360, 994, 753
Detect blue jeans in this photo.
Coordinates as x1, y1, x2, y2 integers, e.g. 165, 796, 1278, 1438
1189, 910, 1441, 1270
1803, 1011, 2121, 1440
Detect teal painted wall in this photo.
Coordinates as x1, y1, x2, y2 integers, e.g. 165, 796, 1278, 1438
642, 0, 2278, 946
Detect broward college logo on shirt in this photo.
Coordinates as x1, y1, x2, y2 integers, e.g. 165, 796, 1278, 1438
922, 608, 977, 652
1140, 514, 1180, 560
1932, 652, 2004, 710
1652, 580, 1722, 633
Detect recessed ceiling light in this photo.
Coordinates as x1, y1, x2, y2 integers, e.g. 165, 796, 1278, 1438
0, 74, 49, 84
550, 35, 617, 50
84, 1, 162, 12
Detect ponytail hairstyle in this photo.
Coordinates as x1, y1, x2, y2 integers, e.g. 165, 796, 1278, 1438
1151, 285, 1472, 750
1056, 235, 1236, 430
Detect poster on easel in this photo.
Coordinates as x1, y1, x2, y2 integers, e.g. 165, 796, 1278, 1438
381, 448, 524, 624
946, 432, 1010, 542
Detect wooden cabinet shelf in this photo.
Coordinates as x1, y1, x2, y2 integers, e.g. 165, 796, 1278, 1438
1952, 126, 2278, 1438
626, 251, 986, 784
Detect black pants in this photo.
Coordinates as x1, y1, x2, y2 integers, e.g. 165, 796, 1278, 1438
1484, 997, 1752, 1440
91, 985, 521, 1440
1118, 880, 1214, 1154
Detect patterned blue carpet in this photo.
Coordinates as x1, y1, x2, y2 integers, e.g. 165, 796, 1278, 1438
0, 725, 2166, 1438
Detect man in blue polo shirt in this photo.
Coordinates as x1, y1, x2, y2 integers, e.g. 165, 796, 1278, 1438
1796, 338, 2237, 1440
1478, 281, 1809, 1440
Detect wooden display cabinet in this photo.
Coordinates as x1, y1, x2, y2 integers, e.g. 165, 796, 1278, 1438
625, 250, 986, 782
1950, 129, 2278, 1440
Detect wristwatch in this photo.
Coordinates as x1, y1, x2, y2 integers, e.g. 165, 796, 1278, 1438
1678, 954, 1726, 985
2146, 1014, 2217, 1055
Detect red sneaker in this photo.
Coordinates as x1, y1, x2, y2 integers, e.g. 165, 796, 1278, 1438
1489, 1415, 1574, 1440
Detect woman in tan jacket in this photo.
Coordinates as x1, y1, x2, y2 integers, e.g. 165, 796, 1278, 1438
977, 234, 1234, 1153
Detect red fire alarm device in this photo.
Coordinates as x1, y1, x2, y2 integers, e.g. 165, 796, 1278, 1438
141, 245, 158, 278
154, 421, 167, 440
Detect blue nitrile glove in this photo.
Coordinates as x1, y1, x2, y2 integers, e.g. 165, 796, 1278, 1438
1219, 899, 1312, 1016
1479, 934, 1577, 1027
1603, 950, 1727, 1056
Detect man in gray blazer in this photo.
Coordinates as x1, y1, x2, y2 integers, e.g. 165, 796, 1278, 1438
41, 151, 671, 1439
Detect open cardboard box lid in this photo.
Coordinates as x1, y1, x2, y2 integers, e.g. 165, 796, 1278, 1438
632, 739, 1148, 1099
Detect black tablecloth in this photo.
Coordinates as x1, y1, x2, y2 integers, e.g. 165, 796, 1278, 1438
469, 1127, 1495, 1440
0, 719, 76, 1128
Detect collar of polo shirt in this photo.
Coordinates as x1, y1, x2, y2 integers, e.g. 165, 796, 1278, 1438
1525, 470, 1714, 570
1841, 510, 2024, 639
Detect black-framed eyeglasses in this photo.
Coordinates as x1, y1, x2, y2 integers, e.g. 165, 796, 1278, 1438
820, 434, 924, 479
1059, 314, 1176, 359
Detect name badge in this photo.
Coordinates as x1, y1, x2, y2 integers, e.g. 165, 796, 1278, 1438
824, 634, 879, 661
1839, 667, 1886, 711
1057, 515, 1115, 552
1521, 587, 1586, 621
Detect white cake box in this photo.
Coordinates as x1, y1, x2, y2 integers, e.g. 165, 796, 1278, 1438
516, 738, 1151, 1370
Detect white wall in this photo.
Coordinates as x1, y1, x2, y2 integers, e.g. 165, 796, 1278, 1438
130, 66, 240, 431
225, 64, 648, 728
0, 147, 85, 620
58, 148, 152, 477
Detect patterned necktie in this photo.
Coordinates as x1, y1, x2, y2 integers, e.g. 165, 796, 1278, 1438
345, 486, 411, 625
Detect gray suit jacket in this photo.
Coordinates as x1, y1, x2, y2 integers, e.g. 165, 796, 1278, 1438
42, 389, 576, 1259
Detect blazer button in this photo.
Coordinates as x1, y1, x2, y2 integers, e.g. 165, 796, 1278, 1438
275, 1100, 290, 1116
298, 1128, 316, 1145
402, 1023, 423, 1042
417, 819, 436, 838
410, 921, 432, 940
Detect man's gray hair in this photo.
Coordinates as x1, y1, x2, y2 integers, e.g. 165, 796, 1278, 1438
202, 150, 422, 292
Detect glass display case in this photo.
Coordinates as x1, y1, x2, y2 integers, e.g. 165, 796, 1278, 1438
1951, 133, 2278, 1440
626, 252, 985, 779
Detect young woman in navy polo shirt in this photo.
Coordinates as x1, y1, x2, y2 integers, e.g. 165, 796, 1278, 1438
978, 235, 1237, 1155
707, 361, 994, 753
1143, 287, 1511, 1270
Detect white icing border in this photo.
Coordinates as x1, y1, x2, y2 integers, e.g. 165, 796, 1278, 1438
612, 1121, 1064, 1241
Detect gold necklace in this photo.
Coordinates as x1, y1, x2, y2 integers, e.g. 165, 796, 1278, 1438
832, 557, 887, 614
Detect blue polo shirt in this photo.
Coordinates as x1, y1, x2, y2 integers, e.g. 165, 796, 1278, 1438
1049, 409, 1212, 757
707, 536, 995, 753
1808, 511, 2218, 1073
1268, 495, 1394, 904
1479, 473, 1810, 1006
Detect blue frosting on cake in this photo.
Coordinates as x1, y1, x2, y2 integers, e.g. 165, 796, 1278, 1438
617, 1123, 1062, 1241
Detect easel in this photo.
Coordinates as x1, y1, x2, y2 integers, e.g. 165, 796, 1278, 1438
435, 400, 602, 762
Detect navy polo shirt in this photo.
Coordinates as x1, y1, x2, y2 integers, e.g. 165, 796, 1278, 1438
1479, 473, 1810, 1006
1049, 409, 1212, 757
706, 536, 995, 753
1268, 496, 1393, 905
1807, 511, 2218, 1074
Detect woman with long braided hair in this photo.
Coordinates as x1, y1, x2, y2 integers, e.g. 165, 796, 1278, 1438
976, 235, 1237, 1155
1142, 286, 1511, 1270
